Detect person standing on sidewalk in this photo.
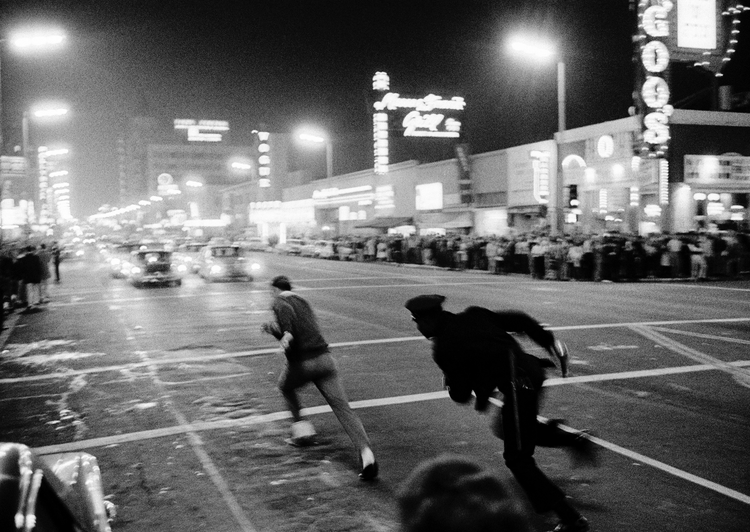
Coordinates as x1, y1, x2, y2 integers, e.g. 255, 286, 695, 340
404, 294, 598, 532
37, 243, 52, 302
52, 243, 62, 283
261, 275, 378, 480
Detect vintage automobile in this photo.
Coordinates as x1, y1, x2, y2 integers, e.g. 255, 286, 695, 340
122, 249, 186, 287
173, 242, 206, 273
107, 243, 144, 278
274, 238, 305, 255
237, 237, 268, 252
196, 244, 260, 282
314, 240, 336, 259
0, 442, 116, 532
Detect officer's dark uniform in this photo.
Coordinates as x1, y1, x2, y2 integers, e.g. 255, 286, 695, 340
406, 294, 594, 532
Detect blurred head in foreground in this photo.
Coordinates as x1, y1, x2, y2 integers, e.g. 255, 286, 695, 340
397, 454, 532, 532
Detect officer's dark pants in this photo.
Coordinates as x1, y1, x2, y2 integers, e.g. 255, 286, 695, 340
493, 386, 577, 513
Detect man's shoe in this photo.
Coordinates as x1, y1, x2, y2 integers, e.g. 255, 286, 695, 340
551, 516, 590, 532
358, 447, 378, 481
359, 461, 378, 481
288, 420, 316, 446
568, 431, 599, 468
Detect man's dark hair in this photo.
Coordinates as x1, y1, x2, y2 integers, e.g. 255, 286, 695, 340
271, 275, 292, 291
397, 454, 532, 532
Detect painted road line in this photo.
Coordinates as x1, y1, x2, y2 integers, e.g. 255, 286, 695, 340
132, 330, 259, 532
630, 324, 750, 389
3, 316, 750, 385
34, 385, 750, 507
647, 326, 750, 345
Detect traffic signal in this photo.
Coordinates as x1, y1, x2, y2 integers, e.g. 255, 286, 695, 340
567, 185, 579, 208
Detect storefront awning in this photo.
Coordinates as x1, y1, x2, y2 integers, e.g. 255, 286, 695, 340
507, 205, 545, 215
354, 216, 414, 229
417, 212, 473, 228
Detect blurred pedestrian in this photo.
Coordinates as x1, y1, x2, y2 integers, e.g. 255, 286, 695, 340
404, 294, 598, 532
18, 245, 43, 309
261, 275, 378, 480
37, 243, 52, 302
52, 242, 62, 283
397, 454, 533, 532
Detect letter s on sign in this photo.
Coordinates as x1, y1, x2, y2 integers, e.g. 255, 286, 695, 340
643, 112, 670, 144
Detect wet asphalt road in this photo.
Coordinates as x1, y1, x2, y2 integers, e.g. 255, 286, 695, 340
1, 253, 749, 532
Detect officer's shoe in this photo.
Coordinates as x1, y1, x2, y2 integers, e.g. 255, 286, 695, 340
287, 420, 316, 447
568, 430, 599, 468
551, 516, 590, 532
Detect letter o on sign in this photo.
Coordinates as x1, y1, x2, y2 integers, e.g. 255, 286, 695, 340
641, 41, 669, 73
642, 77, 670, 109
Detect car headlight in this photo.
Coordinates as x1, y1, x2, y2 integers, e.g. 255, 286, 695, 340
250, 262, 261, 271
210, 264, 223, 274
131, 266, 142, 274
177, 264, 187, 273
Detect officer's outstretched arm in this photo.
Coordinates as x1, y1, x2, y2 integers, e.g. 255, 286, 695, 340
546, 338, 570, 378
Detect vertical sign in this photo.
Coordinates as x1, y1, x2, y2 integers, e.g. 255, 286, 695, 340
635, 0, 674, 159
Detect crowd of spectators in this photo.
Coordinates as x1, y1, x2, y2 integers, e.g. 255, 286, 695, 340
305, 230, 750, 282
0, 242, 61, 324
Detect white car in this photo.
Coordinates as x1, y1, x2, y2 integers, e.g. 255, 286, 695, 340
275, 238, 305, 255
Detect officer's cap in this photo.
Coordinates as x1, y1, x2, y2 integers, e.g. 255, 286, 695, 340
405, 294, 446, 317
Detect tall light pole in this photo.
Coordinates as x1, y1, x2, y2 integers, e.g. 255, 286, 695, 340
0, 28, 66, 240
297, 131, 333, 179
508, 36, 566, 235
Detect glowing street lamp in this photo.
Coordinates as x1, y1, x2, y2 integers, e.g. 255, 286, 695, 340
507, 34, 566, 235
297, 130, 333, 179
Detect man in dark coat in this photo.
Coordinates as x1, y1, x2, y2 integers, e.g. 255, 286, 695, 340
405, 294, 598, 532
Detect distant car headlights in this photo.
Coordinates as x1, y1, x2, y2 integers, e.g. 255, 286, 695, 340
210, 264, 223, 275
176, 264, 187, 273
249, 262, 261, 271
130, 266, 142, 275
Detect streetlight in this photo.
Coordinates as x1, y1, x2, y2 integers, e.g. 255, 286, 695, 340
0, 27, 67, 154
507, 35, 566, 235
297, 130, 333, 179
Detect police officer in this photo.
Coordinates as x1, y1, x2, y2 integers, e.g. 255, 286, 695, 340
404, 294, 597, 532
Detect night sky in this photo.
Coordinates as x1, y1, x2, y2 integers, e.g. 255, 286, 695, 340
1, 0, 748, 218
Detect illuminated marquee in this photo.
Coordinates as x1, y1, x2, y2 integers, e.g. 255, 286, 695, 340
174, 119, 229, 142
371, 72, 466, 174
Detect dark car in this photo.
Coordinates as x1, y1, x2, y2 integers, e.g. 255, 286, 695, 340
123, 249, 186, 287
196, 244, 260, 282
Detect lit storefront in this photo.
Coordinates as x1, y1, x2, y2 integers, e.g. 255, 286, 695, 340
558, 111, 750, 235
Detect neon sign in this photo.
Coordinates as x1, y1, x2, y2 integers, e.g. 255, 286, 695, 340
636, 1, 674, 158
371, 72, 466, 174
174, 119, 229, 142
530, 150, 550, 204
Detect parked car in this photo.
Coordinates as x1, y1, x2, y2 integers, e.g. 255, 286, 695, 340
275, 238, 305, 255
196, 244, 260, 282
314, 240, 336, 259
123, 249, 186, 287
240, 237, 269, 252
299, 240, 317, 257
0, 442, 116, 532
